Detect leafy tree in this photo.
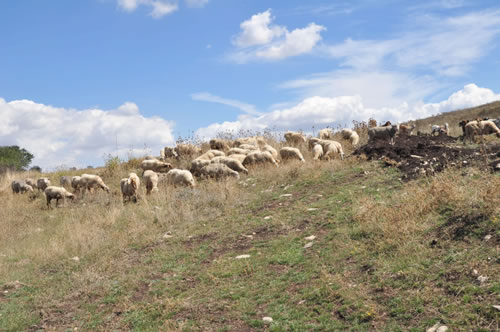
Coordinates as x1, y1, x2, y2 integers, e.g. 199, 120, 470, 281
30, 166, 42, 173
0, 146, 34, 172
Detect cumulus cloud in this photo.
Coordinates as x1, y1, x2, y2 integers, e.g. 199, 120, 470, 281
230, 9, 325, 62
194, 84, 500, 139
117, 0, 178, 18
0, 99, 175, 170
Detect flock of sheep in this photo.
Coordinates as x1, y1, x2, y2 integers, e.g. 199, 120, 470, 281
9, 117, 500, 209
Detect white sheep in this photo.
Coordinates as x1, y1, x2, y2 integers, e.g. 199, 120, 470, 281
431, 123, 449, 136
59, 176, 72, 188
260, 144, 279, 160
341, 128, 360, 146
464, 120, 500, 143
143, 170, 160, 194
120, 172, 140, 202
45, 186, 74, 209
166, 169, 196, 187
279, 147, 305, 163
81, 174, 110, 193
211, 156, 249, 174
71, 176, 83, 194
233, 136, 266, 147
243, 151, 279, 168
227, 154, 247, 163
141, 159, 173, 173
323, 140, 345, 160
36, 177, 51, 192
399, 123, 416, 136
228, 147, 251, 156
200, 163, 240, 180
190, 158, 212, 176
196, 150, 226, 161
161, 147, 178, 160
312, 144, 323, 160
238, 144, 259, 151
209, 138, 230, 151
318, 128, 334, 140
284, 131, 306, 145
175, 143, 202, 158
11, 180, 34, 194
25, 178, 38, 190
368, 125, 399, 144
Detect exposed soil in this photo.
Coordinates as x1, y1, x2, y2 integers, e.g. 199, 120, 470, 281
354, 134, 500, 181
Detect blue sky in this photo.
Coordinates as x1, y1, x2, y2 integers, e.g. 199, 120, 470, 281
1, 0, 500, 169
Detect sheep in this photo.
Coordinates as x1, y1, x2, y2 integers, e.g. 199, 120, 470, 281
175, 143, 202, 158
399, 123, 416, 136
71, 176, 83, 194
368, 125, 399, 144
143, 170, 159, 194
322, 140, 344, 160
279, 147, 305, 163
211, 156, 249, 174
260, 144, 279, 160
11, 180, 34, 194
312, 144, 323, 160
60, 176, 72, 188
161, 147, 178, 160
238, 144, 259, 151
464, 120, 500, 144
44, 186, 74, 209
209, 138, 230, 151
81, 174, 110, 193
227, 147, 251, 156
341, 128, 360, 146
196, 150, 226, 161
431, 123, 449, 136
36, 177, 51, 192
318, 128, 334, 140
25, 178, 37, 190
200, 163, 240, 180
234, 136, 265, 147
120, 172, 140, 202
190, 158, 211, 176
243, 151, 279, 168
284, 131, 306, 145
368, 119, 377, 128
140, 159, 173, 173
166, 169, 196, 187
227, 153, 247, 163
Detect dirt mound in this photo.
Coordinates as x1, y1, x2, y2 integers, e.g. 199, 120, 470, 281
354, 134, 500, 181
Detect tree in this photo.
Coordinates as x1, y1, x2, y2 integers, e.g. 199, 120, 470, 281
0, 146, 34, 172
30, 166, 42, 173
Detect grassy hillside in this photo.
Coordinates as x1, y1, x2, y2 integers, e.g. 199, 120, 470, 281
1, 146, 499, 330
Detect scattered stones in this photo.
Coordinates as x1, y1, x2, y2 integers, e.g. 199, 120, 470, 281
262, 317, 273, 323
483, 234, 492, 241
235, 254, 250, 259
304, 235, 316, 241
303, 242, 313, 249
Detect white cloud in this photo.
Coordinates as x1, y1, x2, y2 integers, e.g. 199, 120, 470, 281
184, 0, 209, 8
323, 10, 500, 76
117, 0, 178, 18
230, 9, 325, 62
191, 92, 262, 116
0, 99, 175, 170
194, 84, 500, 139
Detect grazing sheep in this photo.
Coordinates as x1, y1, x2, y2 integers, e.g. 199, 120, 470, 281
60, 176, 72, 188
341, 128, 360, 146
459, 120, 470, 136
200, 163, 240, 180
279, 147, 305, 163
190, 158, 212, 176
161, 147, 178, 160
399, 123, 416, 136
318, 128, 334, 140
368, 125, 399, 144
81, 174, 110, 193
45, 186, 74, 208
431, 123, 449, 136
238, 144, 259, 151
141, 159, 173, 173
227, 153, 247, 163
120, 173, 140, 202
260, 144, 279, 160
71, 176, 83, 194
322, 140, 345, 160
166, 169, 196, 187
464, 120, 500, 143
228, 147, 251, 156
25, 178, 37, 190
234, 136, 265, 147
350, 131, 360, 145
243, 151, 279, 168
11, 180, 34, 194
197, 150, 226, 161
211, 156, 249, 174
37, 177, 51, 192
312, 144, 323, 160
284, 131, 306, 145
209, 138, 230, 151
143, 170, 159, 194
175, 144, 202, 158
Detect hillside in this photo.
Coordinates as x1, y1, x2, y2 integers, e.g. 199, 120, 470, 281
1, 133, 499, 331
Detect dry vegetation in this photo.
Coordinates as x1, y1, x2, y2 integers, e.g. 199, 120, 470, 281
1, 105, 500, 331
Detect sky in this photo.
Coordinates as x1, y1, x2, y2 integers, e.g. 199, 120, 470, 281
1, 0, 500, 169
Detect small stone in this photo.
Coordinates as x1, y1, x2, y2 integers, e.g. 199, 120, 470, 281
361, 186, 366, 189
436, 326, 448, 332
303, 242, 313, 249
426, 323, 441, 332
493, 305, 500, 311
280, 194, 292, 197
163, 232, 173, 239
477, 275, 488, 284
307, 208, 318, 211
316, 194, 323, 197
70, 257, 80, 262
262, 317, 273, 323
264, 216, 272, 220
472, 269, 478, 276
304, 235, 316, 241
235, 254, 250, 259
244, 235, 254, 239
484, 234, 492, 241
298, 300, 305, 305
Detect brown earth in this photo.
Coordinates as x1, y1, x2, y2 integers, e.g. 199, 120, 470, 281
353, 134, 500, 181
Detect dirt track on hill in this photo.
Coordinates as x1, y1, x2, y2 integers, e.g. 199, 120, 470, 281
354, 134, 500, 181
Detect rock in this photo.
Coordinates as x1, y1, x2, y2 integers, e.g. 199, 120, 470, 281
316, 194, 323, 197
426, 323, 441, 332
477, 275, 488, 284
436, 326, 449, 332
472, 269, 478, 276
304, 235, 316, 241
303, 242, 313, 249
484, 234, 492, 241
280, 194, 292, 197
70, 256, 80, 262
235, 254, 250, 259
262, 317, 273, 323
163, 232, 173, 239
307, 208, 318, 211
493, 305, 500, 311
264, 216, 272, 220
